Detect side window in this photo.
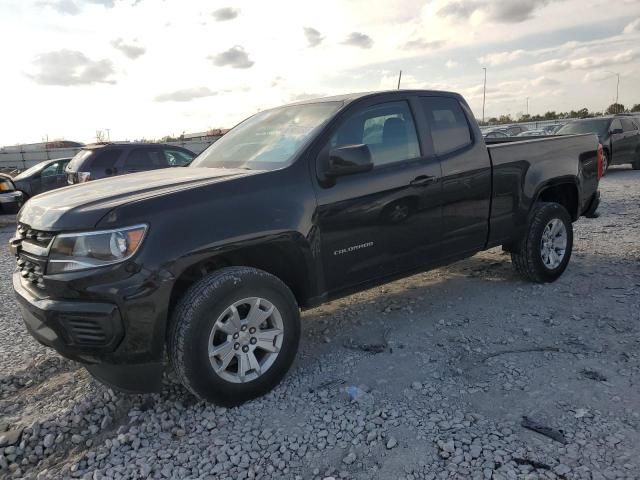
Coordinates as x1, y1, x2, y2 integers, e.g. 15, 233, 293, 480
621, 118, 636, 132
164, 149, 195, 166
124, 149, 168, 171
421, 97, 472, 155
91, 149, 123, 171
610, 119, 622, 132
41, 162, 60, 177
329, 101, 420, 167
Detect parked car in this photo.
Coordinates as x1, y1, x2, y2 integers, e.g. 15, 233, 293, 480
0, 175, 24, 213
556, 116, 640, 173
11, 90, 601, 405
484, 130, 509, 139
516, 129, 547, 136
65, 143, 196, 184
503, 125, 528, 136
542, 124, 563, 134
12, 158, 71, 199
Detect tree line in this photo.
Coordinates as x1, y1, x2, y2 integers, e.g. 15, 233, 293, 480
479, 103, 640, 126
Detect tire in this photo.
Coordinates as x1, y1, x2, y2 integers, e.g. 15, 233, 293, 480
169, 266, 300, 406
511, 202, 573, 283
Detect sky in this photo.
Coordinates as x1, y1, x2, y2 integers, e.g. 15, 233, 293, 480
1, 0, 640, 145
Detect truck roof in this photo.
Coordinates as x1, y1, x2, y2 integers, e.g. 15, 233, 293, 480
285, 89, 462, 107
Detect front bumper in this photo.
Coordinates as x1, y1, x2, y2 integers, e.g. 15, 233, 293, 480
0, 191, 24, 213
13, 271, 163, 393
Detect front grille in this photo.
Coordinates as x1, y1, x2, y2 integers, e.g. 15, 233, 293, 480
16, 253, 46, 289
13, 224, 55, 290
65, 318, 108, 345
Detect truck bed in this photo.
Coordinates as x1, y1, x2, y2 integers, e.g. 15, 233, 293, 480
484, 133, 600, 247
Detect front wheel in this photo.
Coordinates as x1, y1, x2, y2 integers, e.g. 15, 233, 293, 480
511, 202, 573, 283
169, 267, 300, 406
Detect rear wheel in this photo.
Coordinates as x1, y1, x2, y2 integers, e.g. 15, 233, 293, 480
511, 202, 573, 283
169, 267, 300, 406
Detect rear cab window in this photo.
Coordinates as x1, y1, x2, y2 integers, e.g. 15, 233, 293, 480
420, 97, 473, 155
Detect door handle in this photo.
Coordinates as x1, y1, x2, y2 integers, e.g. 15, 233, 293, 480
410, 175, 436, 186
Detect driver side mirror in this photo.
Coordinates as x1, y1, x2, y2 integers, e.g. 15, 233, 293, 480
326, 144, 373, 178
610, 128, 623, 135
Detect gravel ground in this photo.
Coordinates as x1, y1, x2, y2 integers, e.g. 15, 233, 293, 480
1, 167, 639, 480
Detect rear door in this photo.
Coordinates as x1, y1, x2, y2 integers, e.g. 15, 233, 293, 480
315, 96, 443, 293
621, 118, 639, 163
609, 118, 625, 164
419, 95, 492, 255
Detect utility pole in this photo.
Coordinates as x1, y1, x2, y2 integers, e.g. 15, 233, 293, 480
526, 97, 529, 116
605, 71, 621, 112
482, 67, 487, 123
106, 128, 111, 142
397, 70, 402, 90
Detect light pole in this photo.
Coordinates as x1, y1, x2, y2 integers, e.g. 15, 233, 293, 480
526, 97, 529, 116
482, 67, 487, 123
604, 71, 620, 112
397, 70, 402, 90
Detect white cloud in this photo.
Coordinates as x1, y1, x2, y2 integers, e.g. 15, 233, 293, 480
438, 0, 565, 24
480, 49, 527, 66
155, 87, 217, 102
111, 38, 146, 59
212, 7, 239, 21
303, 27, 324, 48
535, 50, 640, 72
624, 18, 640, 34
445, 60, 459, 69
342, 32, 373, 49
403, 38, 445, 50
209, 46, 254, 69
26, 50, 115, 86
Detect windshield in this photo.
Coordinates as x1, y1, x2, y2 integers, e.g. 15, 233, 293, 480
191, 102, 342, 170
15, 162, 46, 179
556, 119, 609, 137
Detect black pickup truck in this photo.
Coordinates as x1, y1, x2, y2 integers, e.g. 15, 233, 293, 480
11, 90, 602, 405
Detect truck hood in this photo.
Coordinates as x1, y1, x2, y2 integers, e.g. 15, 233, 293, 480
18, 167, 258, 231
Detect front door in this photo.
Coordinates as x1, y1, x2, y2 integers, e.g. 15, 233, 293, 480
315, 98, 443, 294
39, 161, 63, 193
621, 118, 639, 164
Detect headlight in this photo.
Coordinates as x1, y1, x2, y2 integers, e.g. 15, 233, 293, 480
0, 179, 14, 192
47, 224, 147, 274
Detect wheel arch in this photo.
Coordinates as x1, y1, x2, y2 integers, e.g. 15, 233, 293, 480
532, 178, 580, 222
167, 233, 316, 323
